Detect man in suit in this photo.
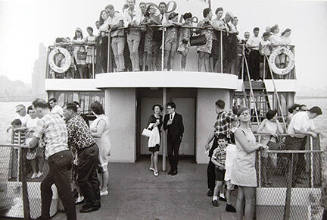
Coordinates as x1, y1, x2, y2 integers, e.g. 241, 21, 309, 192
163, 102, 184, 175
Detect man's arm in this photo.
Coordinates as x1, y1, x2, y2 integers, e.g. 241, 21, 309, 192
163, 115, 168, 130
29, 119, 44, 149
205, 130, 215, 151
179, 114, 184, 138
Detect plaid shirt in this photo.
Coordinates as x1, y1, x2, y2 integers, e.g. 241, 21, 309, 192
66, 114, 95, 153
214, 111, 236, 139
34, 113, 69, 159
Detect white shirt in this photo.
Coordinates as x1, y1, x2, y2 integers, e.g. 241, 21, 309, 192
123, 7, 142, 28
287, 111, 315, 138
246, 36, 261, 50
269, 34, 282, 46
100, 12, 124, 37
51, 105, 64, 117
26, 117, 39, 131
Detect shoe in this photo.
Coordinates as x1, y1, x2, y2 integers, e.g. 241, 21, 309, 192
36, 172, 43, 178
31, 173, 37, 179
75, 196, 84, 204
154, 170, 159, 176
207, 189, 213, 197
168, 170, 173, 175
171, 170, 177, 176
219, 196, 227, 202
34, 216, 48, 220
100, 190, 108, 196
226, 204, 236, 212
80, 205, 100, 213
149, 167, 155, 172
212, 200, 219, 207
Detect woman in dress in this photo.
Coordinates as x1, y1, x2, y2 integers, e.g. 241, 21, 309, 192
197, 8, 213, 72
257, 110, 283, 186
177, 12, 193, 71
147, 104, 163, 176
72, 28, 87, 78
90, 101, 111, 196
231, 107, 265, 220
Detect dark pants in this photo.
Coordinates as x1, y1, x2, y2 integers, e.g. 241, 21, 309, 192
77, 144, 100, 207
284, 136, 307, 185
207, 159, 216, 191
41, 150, 76, 220
248, 50, 261, 80
167, 137, 181, 171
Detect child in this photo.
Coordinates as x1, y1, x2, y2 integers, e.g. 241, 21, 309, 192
211, 133, 236, 212
177, 12, 193, 71
26, 106, 44, 179
164, 12, 180, 71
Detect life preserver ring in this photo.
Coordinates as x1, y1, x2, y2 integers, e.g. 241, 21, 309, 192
268, 46, 295, 75
48, 47, 72, 73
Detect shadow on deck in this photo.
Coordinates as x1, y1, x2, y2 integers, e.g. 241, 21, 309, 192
53, 159, 237, 220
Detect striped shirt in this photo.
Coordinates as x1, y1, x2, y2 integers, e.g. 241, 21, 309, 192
34, 113, 69, 159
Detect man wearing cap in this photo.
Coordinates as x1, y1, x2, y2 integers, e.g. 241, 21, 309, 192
246, 27, 261, 80
29, 98, 76, 220
285, 106, 322, 186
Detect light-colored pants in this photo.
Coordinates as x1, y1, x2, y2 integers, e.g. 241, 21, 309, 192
111, 37, 125, 72
127, 31, 141, 71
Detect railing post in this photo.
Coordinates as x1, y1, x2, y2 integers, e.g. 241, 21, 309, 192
258, 136, 262, 187
283, 153, 293, 220
107, 32, 111, 72
162, 88, 167, 171
161, 26, 165, 71
310, 136, 314, 188
92, 45, 95, 78
21, 148, 31, 220
220, 31, 223, 72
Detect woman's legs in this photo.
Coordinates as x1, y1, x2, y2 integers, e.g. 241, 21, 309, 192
198, 52, 204, 72
236, 186, 245, 220
204, 53, 211, 72
181, 54, 187, 70
153, 151, 159, 172
117, 38, 125, 71
150, 152, 154, 169
111, 38, 119, 71
30, 159, 37, 177
243, 186, 256, 220
100, 168, 109, 193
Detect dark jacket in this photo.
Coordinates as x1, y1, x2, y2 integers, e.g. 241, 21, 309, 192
163, 113, 184, 141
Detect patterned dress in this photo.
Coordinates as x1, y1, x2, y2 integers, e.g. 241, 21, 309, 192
197, 19, 213, 54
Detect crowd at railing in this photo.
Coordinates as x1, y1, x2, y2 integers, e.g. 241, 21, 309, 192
46, 1, 296, 80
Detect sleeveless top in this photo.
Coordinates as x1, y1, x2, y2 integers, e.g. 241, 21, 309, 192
231, 127, 257, 187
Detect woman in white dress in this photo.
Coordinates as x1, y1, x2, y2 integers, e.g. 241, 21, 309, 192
231, 107, 266, 220
90, 101, 111, 196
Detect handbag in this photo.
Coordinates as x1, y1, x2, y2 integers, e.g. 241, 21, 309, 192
77, 47, 87, 60
190, 34, 206, 46
142, 128, 152, 137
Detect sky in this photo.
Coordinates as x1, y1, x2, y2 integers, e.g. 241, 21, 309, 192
0, 0, 327, 91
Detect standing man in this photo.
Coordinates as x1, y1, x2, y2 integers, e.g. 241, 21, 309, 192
205, 99, 235, 197
63, 103, 101, 213
246, 27, 261, 80
29, 98, 76, 220
123, 0, 142, 71
49, 97, 64, 117
285, 106, 322, 186
163, 102, 184, 175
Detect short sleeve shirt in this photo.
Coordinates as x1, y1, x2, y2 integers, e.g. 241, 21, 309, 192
214, 111, 236, 139
287, 111, 315, 138
102, 12, 124, 37
66, 114, 96, 153
34, 113, 69, 159
211, 144, 227, 166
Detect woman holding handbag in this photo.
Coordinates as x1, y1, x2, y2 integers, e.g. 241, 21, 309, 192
257, 110, 284, 186
147, 104, 163, 176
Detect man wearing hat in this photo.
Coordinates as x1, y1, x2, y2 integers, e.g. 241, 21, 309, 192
286, 106, 322, 186
15, 104, 30, 127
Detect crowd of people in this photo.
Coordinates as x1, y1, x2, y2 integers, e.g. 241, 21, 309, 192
50, 1, 293, 80
6, 96, 323, 219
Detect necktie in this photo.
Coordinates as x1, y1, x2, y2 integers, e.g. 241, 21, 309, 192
170, 114, 173, 120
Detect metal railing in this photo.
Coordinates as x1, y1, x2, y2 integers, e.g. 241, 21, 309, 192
45, 25, 296, 79
255, 133, 323, 220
